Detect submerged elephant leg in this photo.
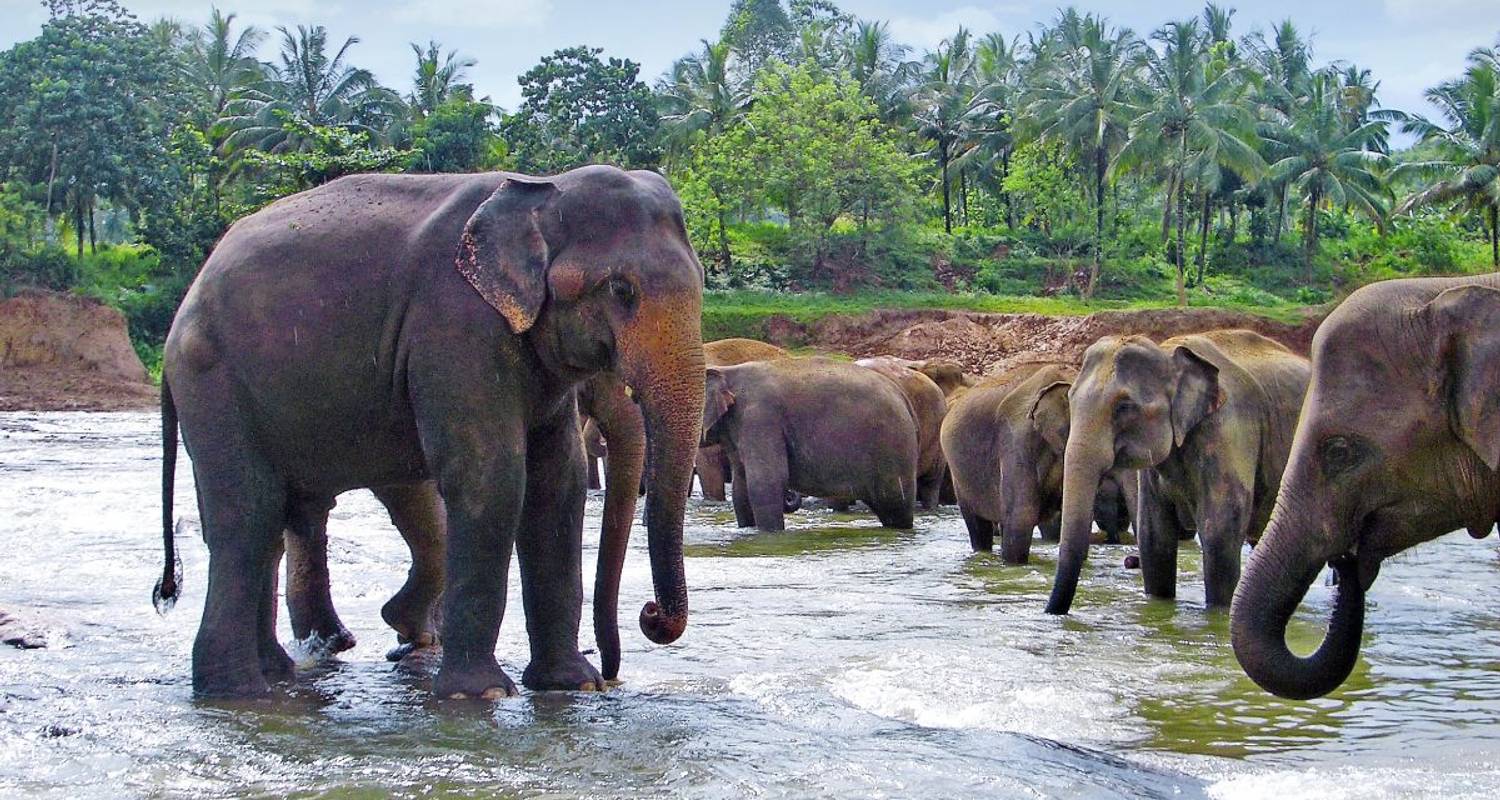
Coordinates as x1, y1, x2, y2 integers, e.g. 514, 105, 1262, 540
741, 440, 791, 532
959, 502, 996, 553
283, 494, 356, 654
185, 415, 293, 697
515, 416, 603, 692
374, 481, 446, 661
1136, 471, 1185, 600
1038, 513, 1062, 542
697, 445, 728, 501
1199, 486, 1253, 608
917, 463, 945, 511
868, 476, 915, 530
729, 457, 755, 528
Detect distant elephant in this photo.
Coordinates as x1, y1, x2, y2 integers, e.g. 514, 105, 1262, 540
1232, 277, 1500, 700
696, 338, 790, 501
856, 357, 949, 509
941, 362, 1135, 564
156, 166, 705, 699
1047, 329, 1310, 615
702, 357, 918, 531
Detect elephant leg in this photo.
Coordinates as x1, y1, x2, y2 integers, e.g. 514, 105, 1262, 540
999, 505, 1039, 565
419, 398, 525, 700
1136, 470, 1185, 600
1199, 485, 1253, 609
283, 493, 356, 654
960, 502, 995, 553
868, 476, 915, 530
729, 456, 755, 528
697, 445, 728, 501
939, 468, 957, 506
741, 441, 790, 532
1038, 512, 1062, 542
184, 409, 292, 697
917, 462, 945, 511
374, 481, 446, 661
516, 415, 603, 692
587, 455, 601, 491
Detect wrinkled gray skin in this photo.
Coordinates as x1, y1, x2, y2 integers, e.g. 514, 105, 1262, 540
942, 363, 1135, 564
702, 358, 919, 531
1233, 275, 1500, 700
695, 338, 791, 502
1048, 330, 1310, 615
157, 166, 705, 699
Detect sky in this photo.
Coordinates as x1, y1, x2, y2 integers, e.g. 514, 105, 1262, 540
2, 0, 1497, 138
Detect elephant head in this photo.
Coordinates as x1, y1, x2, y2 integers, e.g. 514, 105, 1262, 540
459, 165, 704, 648
1048, 336, 1221, 614
1231, 281, 1500, 699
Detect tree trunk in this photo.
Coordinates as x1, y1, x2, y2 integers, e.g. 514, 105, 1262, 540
1087, 145, 1105, 301
44, 140, 59, 216
1273, 185, 1287, 245
1175, 137, 1189, 307
88, 196, 97, 255
940, 146, 952, 234
1304, 187, 1320, 282
1196, 192, 1211, 286
1490, 205, 1498, 268
74, 196, 85, 258
712, 186, 732, 276
1002, 149, 1014, 230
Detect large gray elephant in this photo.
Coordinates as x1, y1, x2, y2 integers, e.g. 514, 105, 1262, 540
702, 357, 919, 531
155, 166, 705, 699
856, 357, 949, 509
941, 362, 1135, 564
1047, 329, 1310, 614
1232, 276, 1500, 700
695, 338, 790, 501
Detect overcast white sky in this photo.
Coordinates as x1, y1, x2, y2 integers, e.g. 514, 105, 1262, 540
3, 0, 1497, 138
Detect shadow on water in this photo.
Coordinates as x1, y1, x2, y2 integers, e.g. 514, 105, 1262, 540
3, 414, 1500, 797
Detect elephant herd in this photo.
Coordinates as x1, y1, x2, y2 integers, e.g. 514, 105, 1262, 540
147, 165, 1499, 706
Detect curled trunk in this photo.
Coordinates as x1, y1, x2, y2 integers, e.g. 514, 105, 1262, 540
1230, 508, 1365, 700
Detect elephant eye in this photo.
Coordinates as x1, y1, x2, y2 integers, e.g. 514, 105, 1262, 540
1320, 436, 1360, 477
1114, 398, 1138, 418
609, 277, 638, 308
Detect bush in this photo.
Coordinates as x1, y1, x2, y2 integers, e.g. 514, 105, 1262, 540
0, 246, 78, 292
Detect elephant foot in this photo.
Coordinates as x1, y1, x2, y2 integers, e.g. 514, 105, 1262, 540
381, 591, 439, 649
260, 644, 296, 685
522, 652, 607, 692
434, 658, 518, 700
385, 631, 441, 662
194, 661, 273, 699
300, 624, 357, 656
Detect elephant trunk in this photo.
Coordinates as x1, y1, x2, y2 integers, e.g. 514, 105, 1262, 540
1047, 434, 1111, 615
583, 376, 647, 681
618, 297, 704, 650
1230, 489, 1365, 700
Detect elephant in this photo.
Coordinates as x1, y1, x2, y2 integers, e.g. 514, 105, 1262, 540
702, 357, 919, 531
1231, 276, 1500, 700
154, 166, 706, 699
1047, 329, 1310, 615
856, 357, 949, 509
941, 362, 1135, 564
695, 338, 790, 501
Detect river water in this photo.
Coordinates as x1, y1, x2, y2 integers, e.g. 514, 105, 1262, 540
1, 412, 1497, 799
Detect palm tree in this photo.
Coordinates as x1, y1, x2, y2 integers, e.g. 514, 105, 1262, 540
220, 25, 402, 154
1116, 19, 1265, 305
408, 40, 476, 119
186, 8, 266, 127
1023, 10, 1139, 297
956, 31, 1023, 228
844, 19, 917, 124
1393, 44, 1500, 266
658, 39, 747, 153
911, 28, 977, 233
1262, 73, 1392, 276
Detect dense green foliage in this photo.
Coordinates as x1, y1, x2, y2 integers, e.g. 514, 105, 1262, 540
2, 0, 1499, 364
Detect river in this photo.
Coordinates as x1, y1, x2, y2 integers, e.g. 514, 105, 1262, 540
1, 412, 1497, 798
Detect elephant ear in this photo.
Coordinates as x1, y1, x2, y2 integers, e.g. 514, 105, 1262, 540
1170, 345, 1223, 447
1425, 284, 1500, 471
1029, 381, 1072, 454
456, 177, 559, 334
702, 368, 737, 441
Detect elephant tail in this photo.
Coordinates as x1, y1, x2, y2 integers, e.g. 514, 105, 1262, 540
153, 377, 182, 614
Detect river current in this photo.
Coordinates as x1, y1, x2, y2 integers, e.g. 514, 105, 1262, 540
1, 412, 1497, 798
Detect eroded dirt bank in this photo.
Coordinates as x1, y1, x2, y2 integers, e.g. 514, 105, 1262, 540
0, 291, 156, 411
760, 306, 1325, 375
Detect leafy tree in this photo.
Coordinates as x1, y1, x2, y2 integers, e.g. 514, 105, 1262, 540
843, 19, 917, 124
240, 113, 412, 200
0, 0, 184, 255
1394, 42, 1500, 266
911, 28, 977, 234
502, 46, 660, 173
657, 39, 747, 163
720, 0, 793, 78
183, 8, 265, 128
410, 99, 503, 173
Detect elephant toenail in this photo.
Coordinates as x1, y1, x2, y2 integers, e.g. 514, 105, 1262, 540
481, 687, 509, 700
